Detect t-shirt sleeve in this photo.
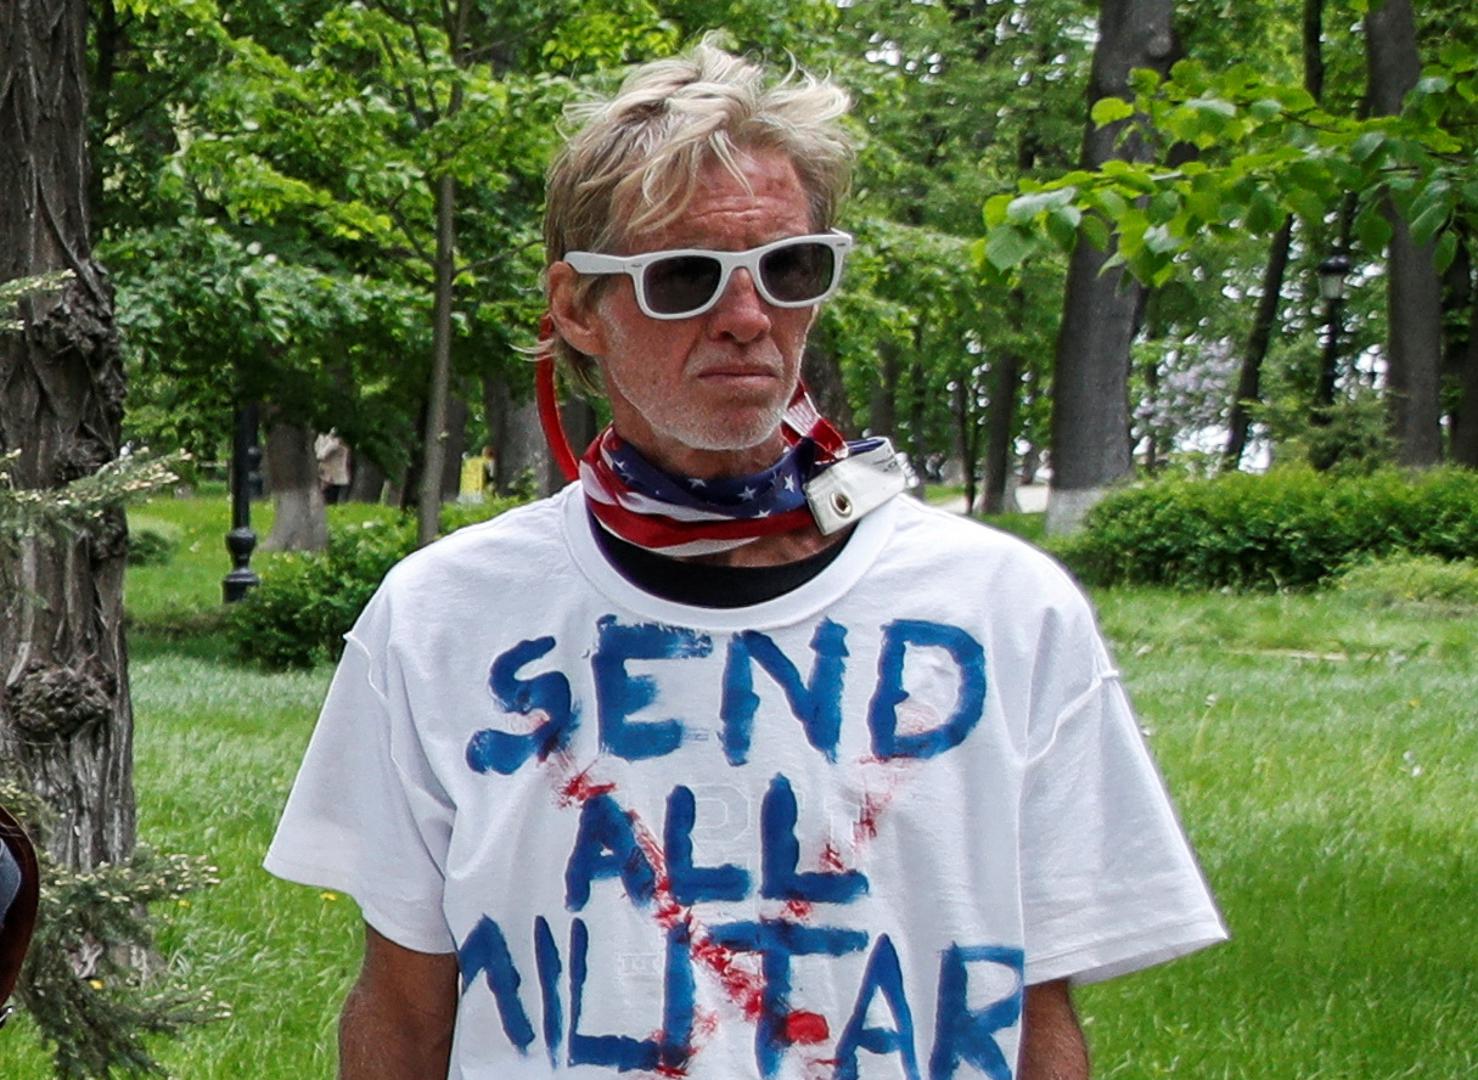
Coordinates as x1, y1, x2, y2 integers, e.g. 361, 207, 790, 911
264, 618, 457, 955
1019, 628, 1227, 986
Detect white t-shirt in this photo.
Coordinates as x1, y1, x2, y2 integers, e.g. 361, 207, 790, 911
266, 487, 1226, 1080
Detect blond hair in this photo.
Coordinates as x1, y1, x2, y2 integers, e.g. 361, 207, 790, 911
543, 36, 854, 393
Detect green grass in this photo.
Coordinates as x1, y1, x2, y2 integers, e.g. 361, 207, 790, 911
2, 495, 1474, 1078
1077, 588, 1476, 1078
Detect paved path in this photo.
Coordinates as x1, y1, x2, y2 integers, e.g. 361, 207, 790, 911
928, 485, 1050, 517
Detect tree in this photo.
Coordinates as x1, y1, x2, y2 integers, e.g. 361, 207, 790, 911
1366, 0, 1443, 465
2, 0, 132, 877
2, 5, 215, 1073
985, 6, 1477, 478
1224, 0, 1326, 468
1046, 0, 1179, 533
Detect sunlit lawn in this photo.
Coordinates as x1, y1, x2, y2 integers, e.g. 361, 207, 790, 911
0, 492, 1472, 1078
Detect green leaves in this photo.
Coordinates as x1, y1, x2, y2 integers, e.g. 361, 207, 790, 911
1091, 96, 1135, 127
984, 225, 1038, 272
981, 51, 1478, 287
1355, 202, 1393, 258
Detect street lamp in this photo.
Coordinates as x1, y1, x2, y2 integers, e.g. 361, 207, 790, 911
1317, 252, 1353, 302
222, 402, 261, 602
1313, 251, 1353, 422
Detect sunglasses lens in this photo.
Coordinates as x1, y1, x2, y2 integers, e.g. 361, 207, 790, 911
643, 255, 723, 316
760, 241, 835, 304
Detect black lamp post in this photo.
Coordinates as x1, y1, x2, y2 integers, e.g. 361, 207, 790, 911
1313, 251, 1353, 417
223, 402, 261, 602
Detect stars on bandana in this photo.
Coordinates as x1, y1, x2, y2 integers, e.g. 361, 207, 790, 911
578, 385, 883, 553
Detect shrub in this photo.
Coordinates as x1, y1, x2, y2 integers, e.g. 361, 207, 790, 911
1336, 554, 1478, 610
124, 517, 181, 570
125, 517, 181, 566
230, 497, 524, 668
1051, 467, 1478, 591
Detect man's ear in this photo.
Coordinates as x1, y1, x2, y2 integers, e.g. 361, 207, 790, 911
547, 262, 607, 358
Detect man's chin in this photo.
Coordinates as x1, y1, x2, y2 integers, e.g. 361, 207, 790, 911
673, 410, 788, 456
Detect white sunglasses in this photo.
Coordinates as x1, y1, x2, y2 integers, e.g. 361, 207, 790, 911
564, 231, 853, 320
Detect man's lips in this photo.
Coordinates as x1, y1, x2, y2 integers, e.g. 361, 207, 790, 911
690, 358, 783, 380
696, 367, 779, 379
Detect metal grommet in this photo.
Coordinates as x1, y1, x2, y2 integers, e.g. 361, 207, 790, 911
830, 492, 853, 517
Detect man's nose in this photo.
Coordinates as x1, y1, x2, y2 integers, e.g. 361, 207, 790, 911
708, 268, 772, 341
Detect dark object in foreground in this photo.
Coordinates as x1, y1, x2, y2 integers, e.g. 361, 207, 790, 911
0, 804, 39, 1030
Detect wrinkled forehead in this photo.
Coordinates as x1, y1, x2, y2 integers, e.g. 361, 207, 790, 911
605, 145, 818, 255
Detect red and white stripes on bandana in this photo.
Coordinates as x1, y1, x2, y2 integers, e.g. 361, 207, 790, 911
537, 355, 908, 556
581, 388, 906, 557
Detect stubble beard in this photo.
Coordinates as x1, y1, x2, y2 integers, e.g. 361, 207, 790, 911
605, 333, 799, 457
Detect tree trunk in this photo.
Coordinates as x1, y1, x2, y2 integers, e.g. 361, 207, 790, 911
440, 393, 468, 501
1047, 0, 1178, 534
1366, 0, 1443, 466
482, 368, 551, 495
983, 123, 1035, 512
417, 170, 458, 545
870, 339, 901, 438
907, 345, 928, 473
261, 417, 327, 552
802, 344, 856, 436
546, 399, 596, 495
1226, 218, 1293, 467
498, 397, 550, 495
952, 371, 982, 516
1142, 350, 1162, 472
983, 349, 1021, 515
348, 458, 386, 502
0, 0, 135, 872
1454, 281, 1478, 468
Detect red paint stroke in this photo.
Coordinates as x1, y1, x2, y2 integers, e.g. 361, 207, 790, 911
647, 1028, 691, 1079
550, 766, 900, 1072
630, 816, 782, 1063
782, 1011, 830, 1045
691, 937, 766, 1021
558, 767, 616, 806
693, 1009, 720, 1039
853, 792, 884, 843
820, 842, 846, 873
631, 824, 686, 930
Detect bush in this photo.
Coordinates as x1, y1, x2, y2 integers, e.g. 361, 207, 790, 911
126, 517, 181, 566
1051, 467, 1478, 591
1337, 554, 1478, 610
230, 497, 524, 668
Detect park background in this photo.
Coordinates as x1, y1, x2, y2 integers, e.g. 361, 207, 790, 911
2, 0, 1476, 1077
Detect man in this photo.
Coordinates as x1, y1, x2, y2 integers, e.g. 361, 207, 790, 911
266, 39, 1225, 1080
315, 430, 351, 506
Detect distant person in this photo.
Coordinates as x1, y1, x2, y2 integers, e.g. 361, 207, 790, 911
481, 444, 497, 491
315, 430, 351, 505
267, 38, 1225, 1080
459, 453, 487, 505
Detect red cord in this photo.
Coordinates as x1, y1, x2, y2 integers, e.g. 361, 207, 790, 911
536, 319, 580, 482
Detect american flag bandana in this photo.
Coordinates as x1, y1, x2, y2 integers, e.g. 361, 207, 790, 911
536, 353, 906, 556
579, 385, 900, 557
